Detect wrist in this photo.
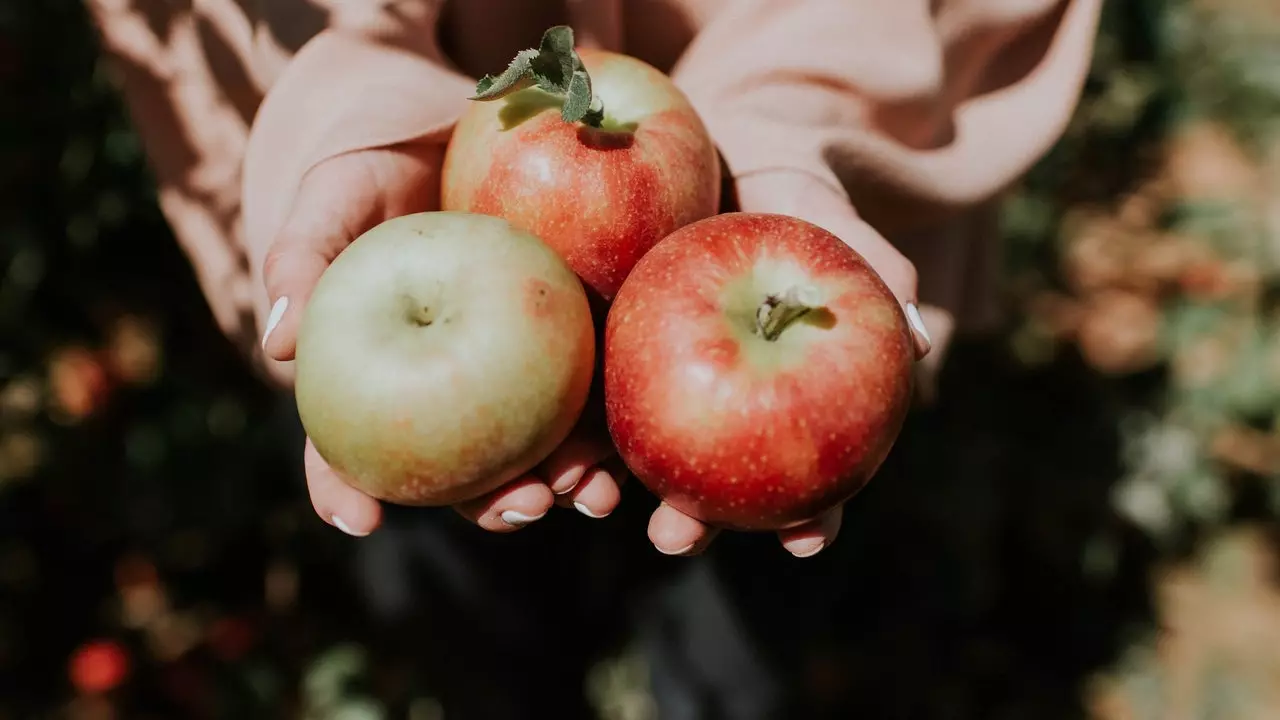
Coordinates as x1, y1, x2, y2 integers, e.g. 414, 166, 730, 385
730, 165, 860, 223
733, 166, 852, 204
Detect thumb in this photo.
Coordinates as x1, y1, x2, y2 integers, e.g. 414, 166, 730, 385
259, 147, 442, 362
734, 171, 933, 359
260, 156, 380, 362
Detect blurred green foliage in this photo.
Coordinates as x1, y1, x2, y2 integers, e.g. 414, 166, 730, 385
1000, 0, 1280, 715
1004, 0, 1280, 547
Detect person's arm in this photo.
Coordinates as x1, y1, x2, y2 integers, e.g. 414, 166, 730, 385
82, 0, 473, 378
241, 2, 476, 386
671, 0, 1103, 235
645, 0, 1104, 557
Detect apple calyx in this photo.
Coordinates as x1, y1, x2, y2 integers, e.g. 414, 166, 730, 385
468, 25, 606, 128
755, 284, 824, 342
403, 298, 436, 328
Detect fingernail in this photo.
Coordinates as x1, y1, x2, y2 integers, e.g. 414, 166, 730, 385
657, 542, 695, 556
790, 540, 826, 558
500, 510, 544, 527
262, 296, 289, 349
905, 303, 931, 353
551, 466, 586, 495
574, 501, 609, 519
331, 515, 368, 537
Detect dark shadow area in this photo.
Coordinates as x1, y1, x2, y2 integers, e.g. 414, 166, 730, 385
255, 0, 328, 56
628, 337, 1158, 719
577, 123, 638, 150
193, 11, 262, 127
800, 307, 836, 331
621, 0, 697, 75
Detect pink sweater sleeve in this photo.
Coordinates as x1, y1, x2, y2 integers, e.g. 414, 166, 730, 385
86, 0, 1102, 373
240, 5, 475, 317
670, 0, 1104, 235
234, 0, 1101, 380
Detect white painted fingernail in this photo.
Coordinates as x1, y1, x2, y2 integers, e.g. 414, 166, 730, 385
262, 296, 289, 349
500, 510, 544, 527
657, 542, 695, 556
905, 303, 931, 350
574, 501, 609, 519
790, 540, 826, 558
331, 515, 368, 537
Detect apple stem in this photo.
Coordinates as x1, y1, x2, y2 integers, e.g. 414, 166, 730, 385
467, 25, 606, 128
755, 285, 824, 342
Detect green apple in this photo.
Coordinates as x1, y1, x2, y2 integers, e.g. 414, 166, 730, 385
293, 211, 596, 506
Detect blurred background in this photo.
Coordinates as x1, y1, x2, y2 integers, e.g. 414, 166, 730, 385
2, 0, 1279, 718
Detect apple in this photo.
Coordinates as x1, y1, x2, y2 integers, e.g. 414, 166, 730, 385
441, 25, 721, 303
293, 211, 596, 506
603, 213, 915, 531
68, 639, 130, 694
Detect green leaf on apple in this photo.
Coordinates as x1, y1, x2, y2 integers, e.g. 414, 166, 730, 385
468, 25, 606, 128
530, 25, 576, 92
471, 49, 538, 101
561, 70, 593, 123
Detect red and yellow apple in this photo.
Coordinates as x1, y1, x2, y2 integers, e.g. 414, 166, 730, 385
293, 211, 596, 506
441, 28, 720, 302
603, 213, 915, 531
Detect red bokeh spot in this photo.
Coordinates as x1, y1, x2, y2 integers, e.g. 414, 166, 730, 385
69, 640, 130, 694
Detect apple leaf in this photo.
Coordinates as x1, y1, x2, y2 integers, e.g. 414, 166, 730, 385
467, 25, 605, 128
530, 25, 577, 93
470, 49, 538, 100
562, 69, 593, 123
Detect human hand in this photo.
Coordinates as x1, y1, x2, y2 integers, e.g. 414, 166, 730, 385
643, 169, 933, 559
258, 144, 625, 537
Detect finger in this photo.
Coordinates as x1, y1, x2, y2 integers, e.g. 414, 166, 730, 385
453, 476, 555, 533
541, 430, 616, 495
260, 160, 377, 362
777, 507, 843, 558
304, 438, 382, 537
735, 171, 933, 359
260, 146, 445, 362
648, 502, 719, 556
561, 458, 627, 519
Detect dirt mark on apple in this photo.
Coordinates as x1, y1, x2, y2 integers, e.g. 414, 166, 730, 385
522, 278, 561, 320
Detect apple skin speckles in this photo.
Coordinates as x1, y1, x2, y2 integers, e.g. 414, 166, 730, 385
441, 48, 721, 305
603, 213, 915, 532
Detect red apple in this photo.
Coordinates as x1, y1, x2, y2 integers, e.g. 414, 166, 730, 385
604, 213, 915, 531
69, 639, 130, 694
441, 26, 720, 302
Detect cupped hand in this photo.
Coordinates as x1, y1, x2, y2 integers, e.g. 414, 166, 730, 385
644, 169, 934, 559
259, 144, 624, 537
